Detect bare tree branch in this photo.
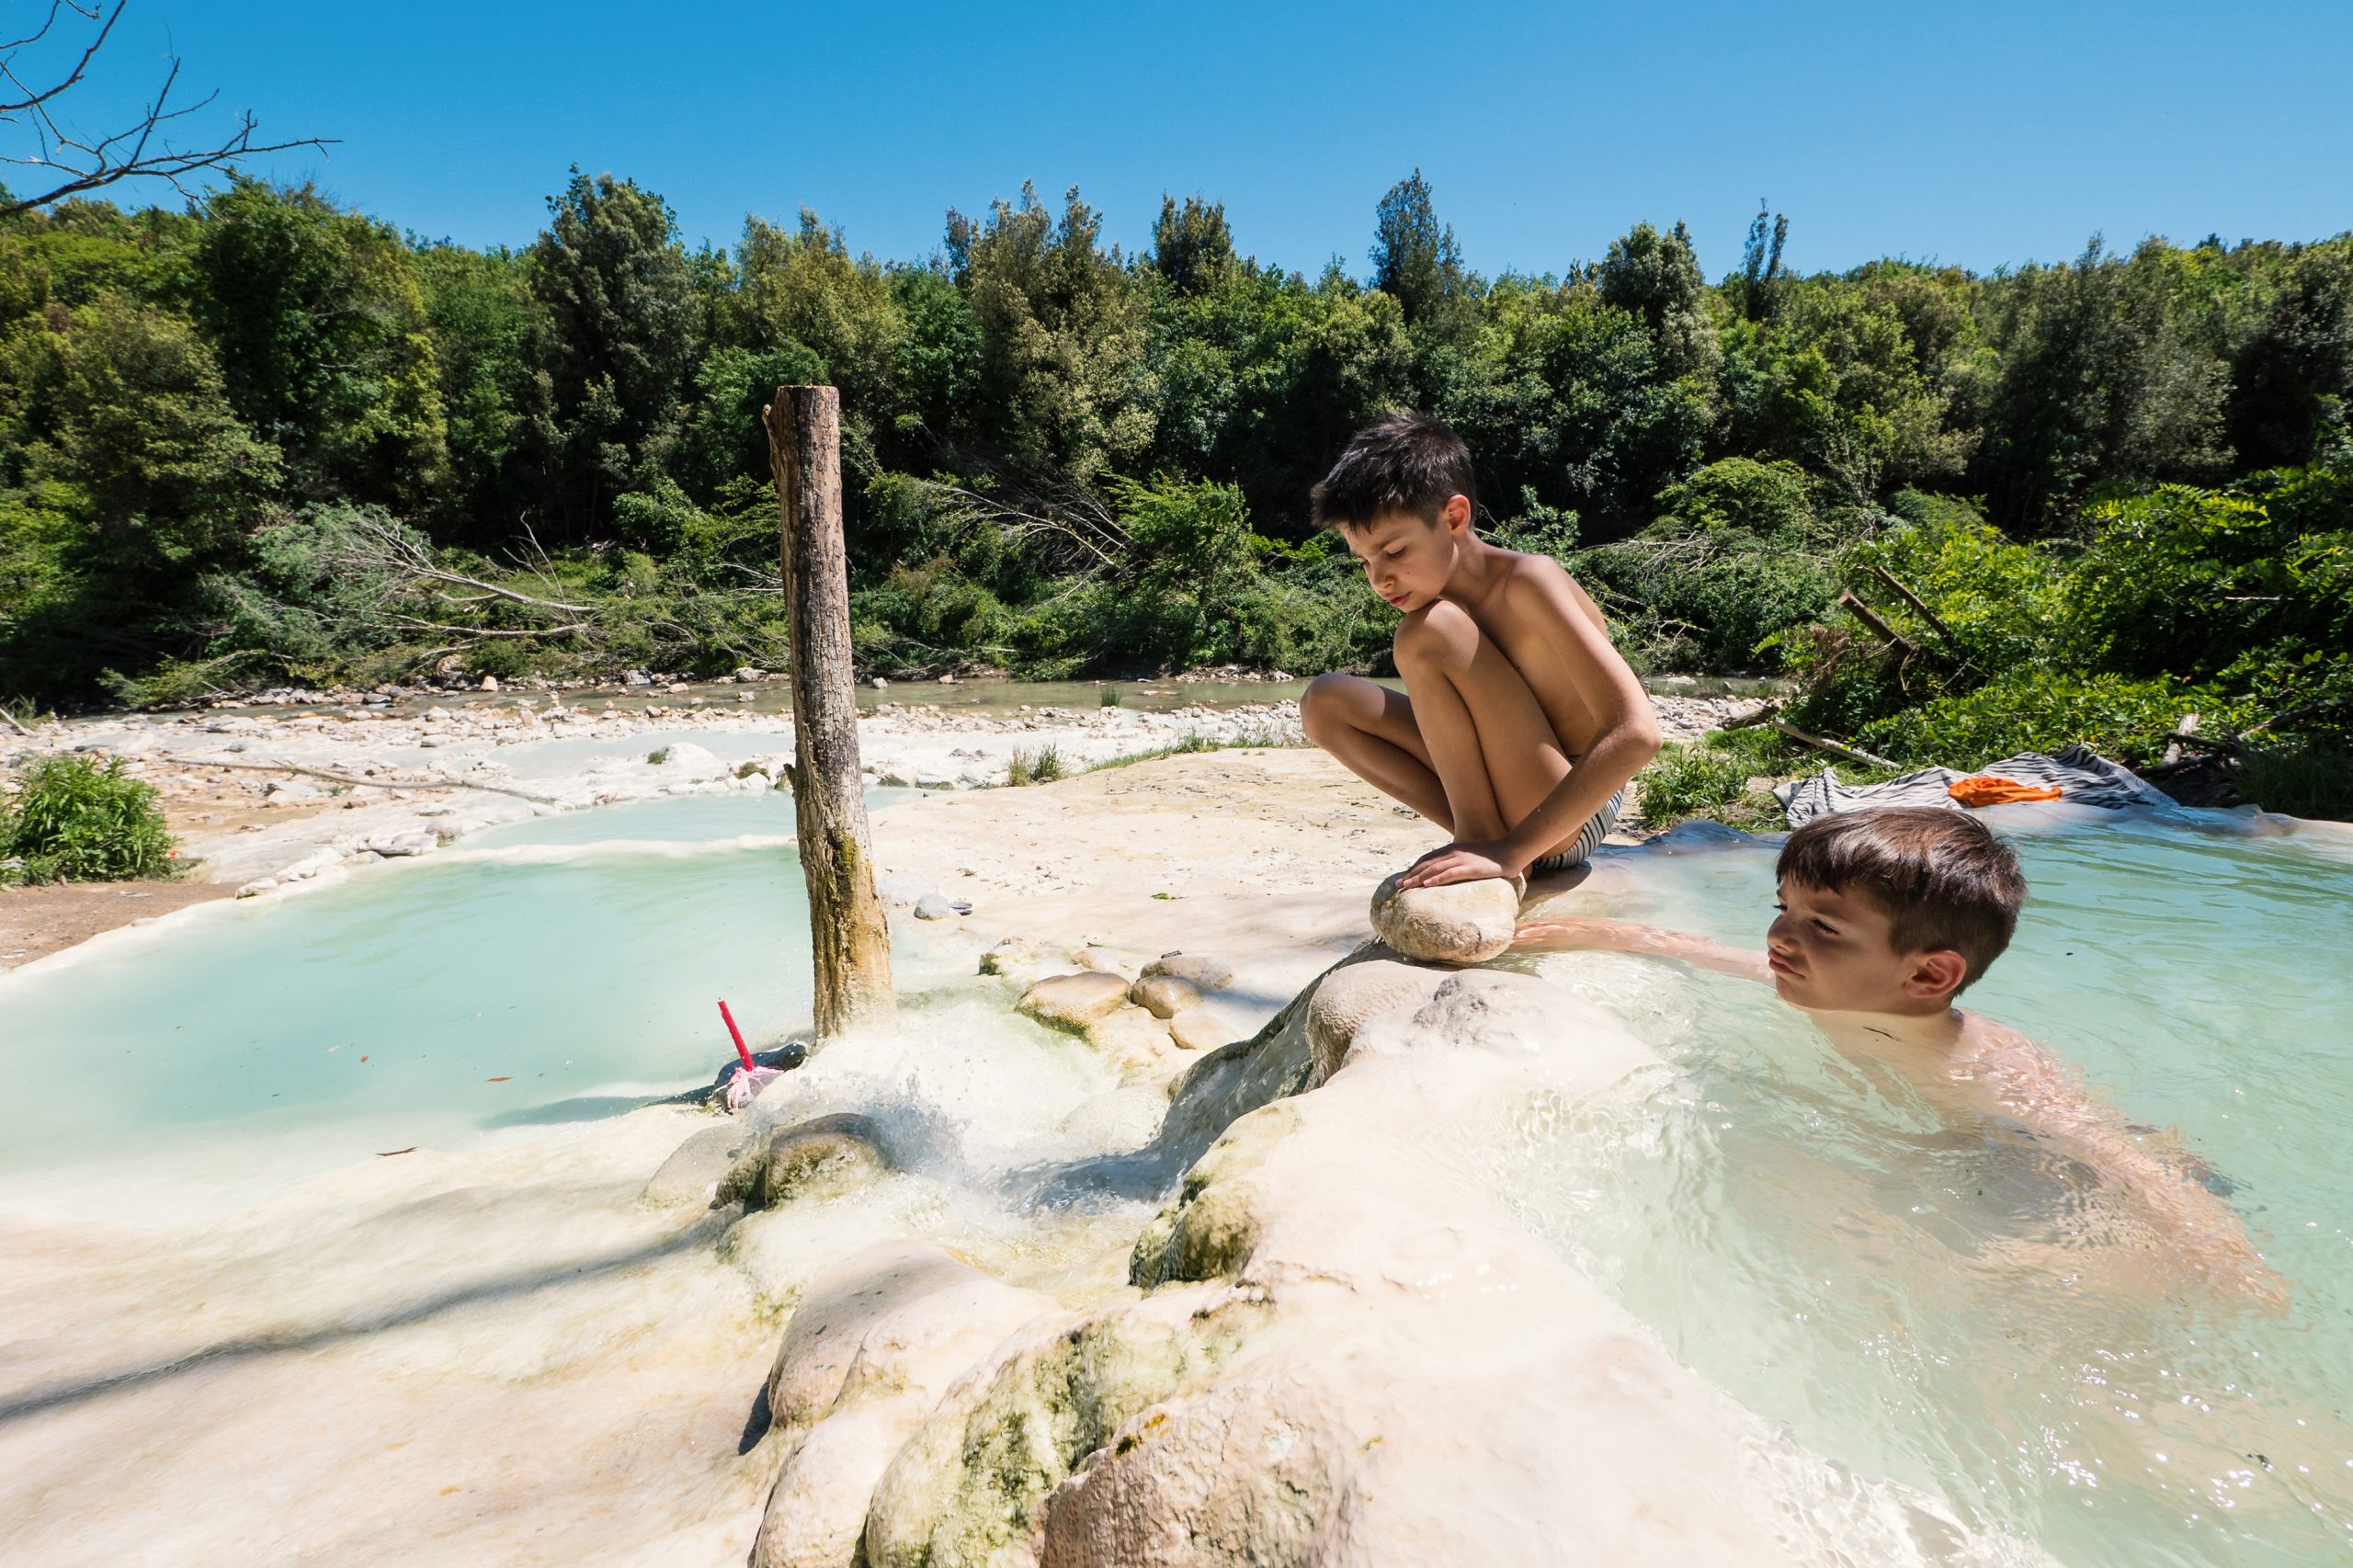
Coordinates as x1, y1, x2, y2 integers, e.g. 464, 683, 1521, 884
0, 1, 334, 220
913, 476, 1135, 575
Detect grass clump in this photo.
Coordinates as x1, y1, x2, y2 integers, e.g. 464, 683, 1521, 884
646, 745, 672, 765
1006, 744, 1063, 786
1, 754, 178, 884
1099, 686, 1122, 708
1083, 725, 1298, 774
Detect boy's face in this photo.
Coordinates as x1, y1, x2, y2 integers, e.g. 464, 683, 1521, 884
1341, 496, 1472, 613
1767, 879, 1968, 1016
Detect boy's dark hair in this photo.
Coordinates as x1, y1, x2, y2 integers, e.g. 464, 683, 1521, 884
1776, 806, 2026, 992
1311, 409, 1476, 531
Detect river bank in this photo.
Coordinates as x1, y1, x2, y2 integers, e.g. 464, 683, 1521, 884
0, 686, 1765, 972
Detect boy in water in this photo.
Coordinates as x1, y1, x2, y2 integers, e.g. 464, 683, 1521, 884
1301, 411, 1662, 887
1515, 806, 2279, 1298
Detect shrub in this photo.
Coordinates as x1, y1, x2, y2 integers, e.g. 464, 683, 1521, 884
1, 754, 177, 883
1635, 739, 1763, 826
1855, 668, 2227, 769
2234, 740, 2353, 821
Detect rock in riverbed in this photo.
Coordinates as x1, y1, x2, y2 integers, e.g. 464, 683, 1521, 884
1140, 951, 1235, 992
641, 1122, 751, 1209
1127, 972, 1200, 1018
719, 1113, 891, 1209
1369, 872, 1518, 964
1304, 955, 1452, 1082
1017, 972, 1132, 1031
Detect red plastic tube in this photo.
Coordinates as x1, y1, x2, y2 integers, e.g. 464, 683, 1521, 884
718, 999, 755, 1071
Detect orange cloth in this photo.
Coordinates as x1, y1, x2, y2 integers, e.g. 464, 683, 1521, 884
1947, 775, 2063, 806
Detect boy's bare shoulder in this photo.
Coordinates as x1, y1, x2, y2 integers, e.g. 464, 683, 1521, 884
1490, 546, 1608, 631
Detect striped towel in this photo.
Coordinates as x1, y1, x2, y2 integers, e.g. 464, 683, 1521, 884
1775, 745, 2170, 828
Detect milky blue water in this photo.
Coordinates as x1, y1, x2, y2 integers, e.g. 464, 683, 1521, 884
0, 792, 850, 1208
1491, 813, 2353, 1567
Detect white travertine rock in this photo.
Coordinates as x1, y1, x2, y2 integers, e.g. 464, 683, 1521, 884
654, 740, 725, 778
1368, 872, 1518, 963
978, 936, 1043, 976
1084, 1005, 1178, 1077
751, 1242, 1052, 1568
1070, 944, 1140, 979
1017, 972, 1132, 1031
1302, 956, 1452, 1083
718, 1113, 891, 1210
1165, 1006, 1239, 1053
1139, 951, 1235, 992
639, 1122, 746, 1209
1127, 972, 1200, 1019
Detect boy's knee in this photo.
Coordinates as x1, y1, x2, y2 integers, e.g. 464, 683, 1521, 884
1300, 673, 1360, 744
1392, 601, 1478, 672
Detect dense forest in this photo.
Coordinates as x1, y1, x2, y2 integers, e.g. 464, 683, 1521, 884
1, 171, 2346, 806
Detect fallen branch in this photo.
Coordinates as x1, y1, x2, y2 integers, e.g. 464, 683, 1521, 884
1766, 719, 1900, 770
1836, 590, 1921, 659
1867, 564, 1965, 661
160, 755, 563, 805
0, 704, 29, 736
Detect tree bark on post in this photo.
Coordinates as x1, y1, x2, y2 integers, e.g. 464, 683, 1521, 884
764, 385, 895, 1035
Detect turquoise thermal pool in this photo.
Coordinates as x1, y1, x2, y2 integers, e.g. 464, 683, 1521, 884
0, 794, 847, 1210
1490, 817, 2353, 1567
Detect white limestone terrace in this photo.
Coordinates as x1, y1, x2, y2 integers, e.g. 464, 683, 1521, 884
11, 687, 1759, 898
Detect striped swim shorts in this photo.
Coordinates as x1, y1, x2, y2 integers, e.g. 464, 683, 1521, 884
1528, 787, 1626, 874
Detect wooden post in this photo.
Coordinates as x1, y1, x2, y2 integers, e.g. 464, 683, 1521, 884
764, 385, 895, 1035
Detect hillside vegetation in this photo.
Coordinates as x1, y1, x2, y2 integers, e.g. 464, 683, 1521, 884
2, 175, 2345, 809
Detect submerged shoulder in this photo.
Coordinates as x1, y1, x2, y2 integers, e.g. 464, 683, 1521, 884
1957, 1010, 2063, 1080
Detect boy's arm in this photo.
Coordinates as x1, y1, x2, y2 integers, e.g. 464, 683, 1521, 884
1400, 567, 1661, 888
1513, 917, 1772, 983
1965, 1024, 2286, 1301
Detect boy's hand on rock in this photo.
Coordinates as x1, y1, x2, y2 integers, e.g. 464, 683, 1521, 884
1398, 840, 1518, 889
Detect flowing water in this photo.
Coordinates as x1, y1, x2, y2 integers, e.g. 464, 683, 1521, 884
1483, 816, 2353, 1566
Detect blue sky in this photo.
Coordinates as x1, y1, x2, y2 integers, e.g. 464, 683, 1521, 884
28, 0, 2353, 280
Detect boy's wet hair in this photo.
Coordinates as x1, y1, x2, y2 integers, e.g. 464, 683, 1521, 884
1311, 410, 1476, 531
1776, 806, 2026, 992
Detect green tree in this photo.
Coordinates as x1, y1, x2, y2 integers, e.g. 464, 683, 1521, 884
953, 184, 1154, 483
1369, 170, 1469, 329
0, 293, 280, 692
522, 169, 701, 538
732, 210, 905, 417
1150, 195, 1237, 297
190, 179, 447, 506
414, 242, 537, 543
1972, 236, 2232, 531
1597, 220, 1720, 381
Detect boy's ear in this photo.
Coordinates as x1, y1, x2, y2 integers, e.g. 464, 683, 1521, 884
1441, 494, 1472, 534
1903, 949, 1969, 1002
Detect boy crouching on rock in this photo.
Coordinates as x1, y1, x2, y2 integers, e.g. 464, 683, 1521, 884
1301, 411, 1662, 887
1515, 806, 2281, 1299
